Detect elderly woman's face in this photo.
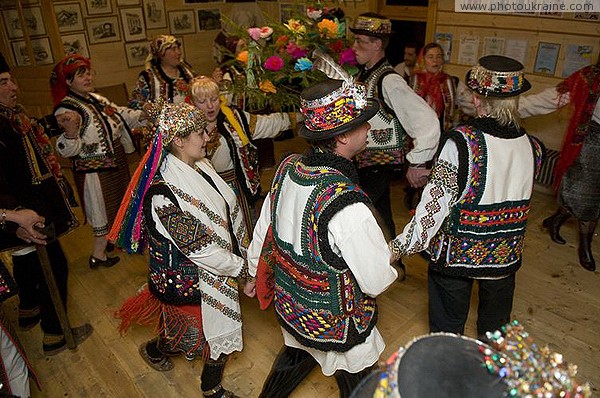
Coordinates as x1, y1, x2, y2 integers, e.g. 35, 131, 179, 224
161, 44, 182, 68
68, 68, 94, 95
192, 92, 220, 123
424, 47, 444, 74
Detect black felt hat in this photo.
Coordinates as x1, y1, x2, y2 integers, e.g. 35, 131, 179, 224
0, 51, 10, 74
299, 78, 379, 140
465, 55, 531, 97
349, 13, 393, 38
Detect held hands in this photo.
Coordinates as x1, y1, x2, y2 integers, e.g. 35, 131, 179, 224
406, 166, 432, 188
56, 111, 82, 139
13, 209, 47, 245
243, 279, 256, 298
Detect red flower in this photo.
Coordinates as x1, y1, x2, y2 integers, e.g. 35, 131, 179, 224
175, 79, 189, 93
328, 40, 344, 53
104, 106, 116, 116
264, 56, 284, 71
339, 48, 357, 66
275, 35, 289, 48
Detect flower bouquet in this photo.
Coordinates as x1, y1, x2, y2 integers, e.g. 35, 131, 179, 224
220, 3, 358, 113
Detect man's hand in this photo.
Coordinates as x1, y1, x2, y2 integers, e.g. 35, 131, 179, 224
406, 166, 431, 188
244, 279, 256, 298
16, 226, 47, 245
56, 111, 82, 139
12, 209, 47, 245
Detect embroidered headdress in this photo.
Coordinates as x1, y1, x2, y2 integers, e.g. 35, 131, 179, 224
49, 54, 91, 107
299, 78, 378, 140
0, 51, 10, 74
349, 13, 393, 37
351, 320, 590, 398
466, 55, 531, 97
146, 35, 180, 69
108, 102, 207, 253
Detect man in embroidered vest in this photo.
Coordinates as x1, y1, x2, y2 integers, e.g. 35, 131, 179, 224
247, 79, 398, 398
389, 56, 544, 338
350, 13, 440, 277
0, 51, 93, 356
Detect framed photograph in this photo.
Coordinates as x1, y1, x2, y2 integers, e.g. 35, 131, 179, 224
85, 0, 113, 15
117, 0, 139, 4
279, 3, 305, 23
168, 10, 195, 35
62, 32, 90, 58
120, 8, 146, 42
54, 2, 85, 33
86, 16, 121, 43
11, 37, 54, 66
2, 10, 24, 39
23, 7, 46, 36
534, 42, 560, 75
124, 41, 149, 67
197, 9, 221, 31
142, 0, 166, 29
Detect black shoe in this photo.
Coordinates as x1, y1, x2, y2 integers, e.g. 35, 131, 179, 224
43, 323, 94, 356
89, 255, 120, 269
578, 233, 596, 272
106, 242, 115, 253
393, 259, 406, 282
542, 211, 570, 245
18, 307, 41, 330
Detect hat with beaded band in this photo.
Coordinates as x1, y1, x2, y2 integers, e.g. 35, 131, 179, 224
466, 55, 531, 97
299, 78, 379, 141
349, 13, 393, 37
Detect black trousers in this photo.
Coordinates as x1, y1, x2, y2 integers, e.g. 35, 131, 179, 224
357, 168, 396, 238
428, 268, 516, 337
259, 346, 375, 398
11, 240, 69, 335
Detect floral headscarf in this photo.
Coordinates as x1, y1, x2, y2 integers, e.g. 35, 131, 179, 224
145, 35, 180, 69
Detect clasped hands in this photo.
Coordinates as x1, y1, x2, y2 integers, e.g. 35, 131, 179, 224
13, 208, 47, 245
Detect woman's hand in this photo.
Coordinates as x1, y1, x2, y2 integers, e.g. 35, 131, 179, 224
11, 209, 47, 245
57, 111, 82, 139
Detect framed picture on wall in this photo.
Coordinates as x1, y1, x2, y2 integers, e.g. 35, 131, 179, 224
62, 32, 90, 58
534, 42, 560, 75
168, 10, 195, 35
2, 9, 24, 39
11, 37, 54, 66
117, 0, 139, 5
124, 41, 149, 67
86, 16, 121, 43
85, 0, 113, 15
142, 0, 166, 29
54, 3, 85, 33
197, 9, 221, 31
11, 41, 31, 66
120, 8, 146, 42
23, 7, 46, 36
279, 3, 305, 23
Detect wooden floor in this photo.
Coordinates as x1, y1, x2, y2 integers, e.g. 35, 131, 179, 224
2, 136, 599, 397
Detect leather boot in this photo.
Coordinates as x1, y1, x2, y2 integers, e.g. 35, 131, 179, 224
578, 220, 596, 272
542, 207, 571, 245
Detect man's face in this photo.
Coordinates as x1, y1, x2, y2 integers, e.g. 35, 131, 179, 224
345, 122, 371, 157
404, 47, 417, 68
0, 72, 18, 108
352, 35, 379, 66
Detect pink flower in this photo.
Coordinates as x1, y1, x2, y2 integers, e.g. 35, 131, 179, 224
247, 27, 261, 41
339, 48, 357, 66
259, 26, 273, 39
285, 42, 308, 59
264, 56, 284, 71
306, 7, 323, 20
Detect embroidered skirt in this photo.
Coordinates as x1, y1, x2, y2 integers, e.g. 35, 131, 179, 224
559, 120, 600, 221
74, 142, 130, 236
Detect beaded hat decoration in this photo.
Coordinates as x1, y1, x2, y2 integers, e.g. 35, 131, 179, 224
107, 101, 208, 253
466, 55, 531, 97
299, 78, 379, 140
349, 13, 393, 37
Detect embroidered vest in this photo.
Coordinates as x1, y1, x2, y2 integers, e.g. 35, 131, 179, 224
268, 154, 378, 352
355, 60, 408, 169
138, 63, 194, 107
143, 180, 202, 305
428, 125, 544, 278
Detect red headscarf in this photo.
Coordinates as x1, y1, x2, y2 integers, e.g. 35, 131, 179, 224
413, 45, 451, 119
50, 54, 91, 107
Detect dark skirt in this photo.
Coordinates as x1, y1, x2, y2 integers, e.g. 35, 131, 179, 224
559, 120, 600, 221
74, 142, 130, 236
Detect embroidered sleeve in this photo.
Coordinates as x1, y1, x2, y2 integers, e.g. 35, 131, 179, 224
250, 111, 292, 140
389, 140, 460, 259
518, 87, 569, 118
54, 107, 83, 158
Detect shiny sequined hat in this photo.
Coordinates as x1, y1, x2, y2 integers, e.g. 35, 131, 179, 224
466, 55, 531, 97
299, 78, 379, 140
349, 321, 591, 398
147, 100, 207, 146
349, 13, 393, 37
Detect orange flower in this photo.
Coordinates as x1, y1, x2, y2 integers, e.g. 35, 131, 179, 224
259, 80, 277, 94
236, 50, 248, 64
317, 19, 339, 39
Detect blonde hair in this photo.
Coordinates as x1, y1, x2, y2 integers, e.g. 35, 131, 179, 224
476, 94, 521, 129
189, 76, 220, 101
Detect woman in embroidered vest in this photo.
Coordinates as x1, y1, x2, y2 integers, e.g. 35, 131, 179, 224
51, 54, 146, 269
247, 79, 398, 398
411, 42, 475, 133
188, 76, 297, 235
111, 102, 251, 398
390, 56, 544, 338
129, 35, 195, 110
519, 56, 600, 272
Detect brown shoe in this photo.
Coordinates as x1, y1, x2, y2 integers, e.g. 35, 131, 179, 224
43, 323, 94, 356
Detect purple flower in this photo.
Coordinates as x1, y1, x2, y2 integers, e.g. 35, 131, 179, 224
339, 48, 357, 66
294, 57, 313, 71
286, 42, 308, 59
264, 56, 284, 71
